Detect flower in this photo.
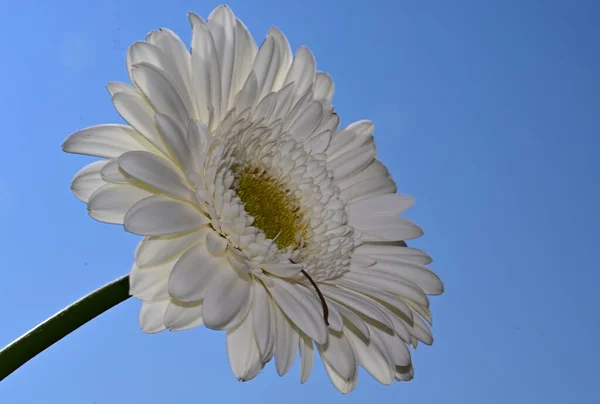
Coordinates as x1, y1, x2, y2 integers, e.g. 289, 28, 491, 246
62, 5, 444, 393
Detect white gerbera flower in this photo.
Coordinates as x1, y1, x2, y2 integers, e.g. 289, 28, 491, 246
62, 5, 443, 393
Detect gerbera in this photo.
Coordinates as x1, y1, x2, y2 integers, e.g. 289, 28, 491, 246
62, 5, 443, 393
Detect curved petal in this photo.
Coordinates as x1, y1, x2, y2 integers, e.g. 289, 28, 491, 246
274, 305, 299, 376
348, 194, 415, 217
131, 62, 191, 129
118, 150, 193, 201
111, 92, 170, 156
88, 183, 152, 224
135, 229, 207, 268
351, 215, 424, 242
283, 46, 316, 99
168, 242, 225, 302
317, 330, 357, 385
343, 270, 430, 307
261, 262, 303, 278
139, 299, 169, 334
314, 72, 334, 104
226, 309, 263, 381
202, 265, 251, 330
124, 195, 209, 236
129, 262, 172, 301
208, 5, 236, 112
155, 114, 194, 173
346, 325, 395, 385
62, 124, 146, 158
164, 300, 204, 331
70, 160, 108, 203
299, 333, 314, 384
267, 277, 328, 345
323, 360, 358, 394
100, 159, 129, 183
251, 281, 272, 360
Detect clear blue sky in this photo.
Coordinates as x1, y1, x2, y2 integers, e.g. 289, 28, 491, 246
1, 0, 598, 402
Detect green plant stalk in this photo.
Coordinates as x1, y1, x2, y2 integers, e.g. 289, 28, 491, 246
0, 275, 131, 381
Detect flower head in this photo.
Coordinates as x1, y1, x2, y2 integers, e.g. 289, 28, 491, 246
63, 5, 444, 393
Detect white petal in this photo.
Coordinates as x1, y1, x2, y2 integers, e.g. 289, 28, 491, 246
274, 306, 299, 376
226, 310, 263, 381
283, 46, 316, 99
135, 229, 206, 268
261, 262, 303, 278
269, 27, 293, 90
329, 145, 376, 181
252, 282, 272, 360
328, 120, 374, 160
70, 160, 108, 202
351, 254, 377, 268
323, 360, 358, 394
205, 231, 228, 256
299, 333, 314, 384
406, 307, 434, 345
118, 151, 192, 201
202, 265, 251, 330
306, 130, 331, 154
325, 300, 344, 333
139, 300, 169, 333
368, 257, 444, 295
252, 36, 280, 101
338, 160, 392, 190
168, 242, 224, 302
267, 277, 328, 345
111, 92, 170, 155
62, 124, 145, 158
355, 244, 433, 265
131, 62, 191, 129
129, 262, 171, 301
376, 328, 411, 367
351, 215, 424, 241
127, 41, 163, 81
287, 101, 323, 141
187, 120, 211, 173
321, 285, 394, 330
164, 300, 204, 331
233, 72, 258, 113
100, 159, 129, 183
106, 81, 138, 98
346, 326, 395, 385
317, 331, 357, 384
314, 72, 334, 103
189, 13, 222, 122
348, 194, 415, 217
339, 176, 396, 204
145, 29, 193, 113
232, 17, 258, 98
124, 195, 209, 236
327, 300, 370, 340
155, 114, 194, 173
269, 82, 294, 123
343, 270, 430, 307
337, 279, 414, 322
208, 5, 236, 112
88, 183, 152, 224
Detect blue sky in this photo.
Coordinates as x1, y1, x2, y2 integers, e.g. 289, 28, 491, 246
1, 0, 599, 402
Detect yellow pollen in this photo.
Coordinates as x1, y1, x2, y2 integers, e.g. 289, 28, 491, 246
235, 167, 302, 249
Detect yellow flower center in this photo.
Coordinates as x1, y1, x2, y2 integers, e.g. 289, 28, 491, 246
235, 167, 304, 249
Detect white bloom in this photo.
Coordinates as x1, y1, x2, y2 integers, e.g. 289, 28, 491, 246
63, 5, 443, 393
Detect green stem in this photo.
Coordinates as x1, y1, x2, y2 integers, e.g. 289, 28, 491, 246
0, 275, 131, 381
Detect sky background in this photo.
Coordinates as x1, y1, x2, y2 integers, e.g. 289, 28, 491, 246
1, 0, 599, 402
